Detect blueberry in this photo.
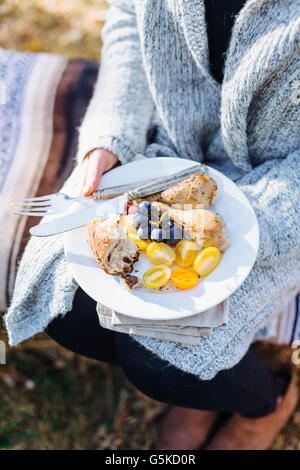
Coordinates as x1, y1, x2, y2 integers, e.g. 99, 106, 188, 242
134, 213, 149, 229
170, 223, 183, 242
141, 215, 150, 227
150, 228, 160, 241
151, 228, 167, 242
169, 226, 175, 240
149, 214, 159, 229
133, 212, 140, 229
150, 204, 159, 219
139, 201, 152, 214
137, 225, 151, 239
161, 215, 172, 229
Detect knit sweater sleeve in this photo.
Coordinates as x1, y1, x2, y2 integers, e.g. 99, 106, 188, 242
76, 1, 154, 164
237, 149, 300, 267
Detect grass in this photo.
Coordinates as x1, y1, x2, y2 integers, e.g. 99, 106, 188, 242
0, 337, 300, 450
0, 337, 164, 450
0, 0, 300, 450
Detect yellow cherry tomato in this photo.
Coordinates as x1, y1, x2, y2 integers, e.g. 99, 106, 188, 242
120, 214, 137, 235
193, 246, 221, 277
128, 232, 151, 251
146, 242, 176, 266
171, 268, 199, 290
143, 265, 171, 289
175, 240, 198, 268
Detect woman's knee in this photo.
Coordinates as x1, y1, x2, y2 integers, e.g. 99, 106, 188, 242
115, 333, 192, 402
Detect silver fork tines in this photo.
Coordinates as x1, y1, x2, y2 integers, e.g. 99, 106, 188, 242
12, 201, 51, 207
14, 210, 50, 217
10, 192, 83, 217
12, 196, 51, 202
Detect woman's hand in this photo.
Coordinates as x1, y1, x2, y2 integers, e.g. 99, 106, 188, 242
81, 148, 118, 196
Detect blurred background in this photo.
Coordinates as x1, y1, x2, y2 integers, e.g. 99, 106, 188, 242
0, 0, 300, 450
0, 0, 106, 59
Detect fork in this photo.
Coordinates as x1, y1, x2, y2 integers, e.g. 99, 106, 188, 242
10, 180, 154, 217
10, 179, 158, 217
10, 164, 206, 217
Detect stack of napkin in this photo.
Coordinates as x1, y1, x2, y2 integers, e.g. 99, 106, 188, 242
97, 299, 229, 345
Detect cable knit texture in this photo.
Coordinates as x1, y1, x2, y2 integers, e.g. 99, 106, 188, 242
5, 0, 300, 380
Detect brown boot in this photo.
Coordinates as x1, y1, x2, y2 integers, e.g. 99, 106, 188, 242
155, 406, 218, 450
205, 370, 299, 450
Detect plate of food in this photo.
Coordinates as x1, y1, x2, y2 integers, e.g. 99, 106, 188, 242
64, 157, 259, 320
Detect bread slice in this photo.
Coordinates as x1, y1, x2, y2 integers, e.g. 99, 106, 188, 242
152, 202, 230, 252
144, 173, 218, 209
87, 215, 140, 275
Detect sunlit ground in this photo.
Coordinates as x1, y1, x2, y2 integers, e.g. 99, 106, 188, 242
0, 0, 108, 59
0, 0, 300, 451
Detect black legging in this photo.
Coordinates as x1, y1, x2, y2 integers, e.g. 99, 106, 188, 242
46, 287, 285, 419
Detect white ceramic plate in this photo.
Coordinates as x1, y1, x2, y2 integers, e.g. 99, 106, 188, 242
64, 157, 259, 320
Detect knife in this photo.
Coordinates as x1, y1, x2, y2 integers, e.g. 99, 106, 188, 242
30, 195, 128, 237
30, 164, 204, 237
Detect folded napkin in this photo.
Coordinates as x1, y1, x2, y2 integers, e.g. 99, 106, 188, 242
96, 298, 229, 345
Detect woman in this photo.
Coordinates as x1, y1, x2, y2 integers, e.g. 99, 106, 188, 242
5, 0, 300, 449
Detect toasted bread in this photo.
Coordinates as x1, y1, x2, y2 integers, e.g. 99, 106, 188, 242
87, 215, 140, 275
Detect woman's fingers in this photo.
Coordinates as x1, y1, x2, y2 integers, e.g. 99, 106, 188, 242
82, 150, 105, 196
80, 156, 89, 195
80, 148, 119, 197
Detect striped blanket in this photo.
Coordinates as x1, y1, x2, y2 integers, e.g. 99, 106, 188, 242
0, 48, 97, 311
0, 47, 299, 347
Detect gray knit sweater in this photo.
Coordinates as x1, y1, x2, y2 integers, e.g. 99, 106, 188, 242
5, 0, 300, 380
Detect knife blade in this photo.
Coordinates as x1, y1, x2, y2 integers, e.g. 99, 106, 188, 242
30, 195, 128, 237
